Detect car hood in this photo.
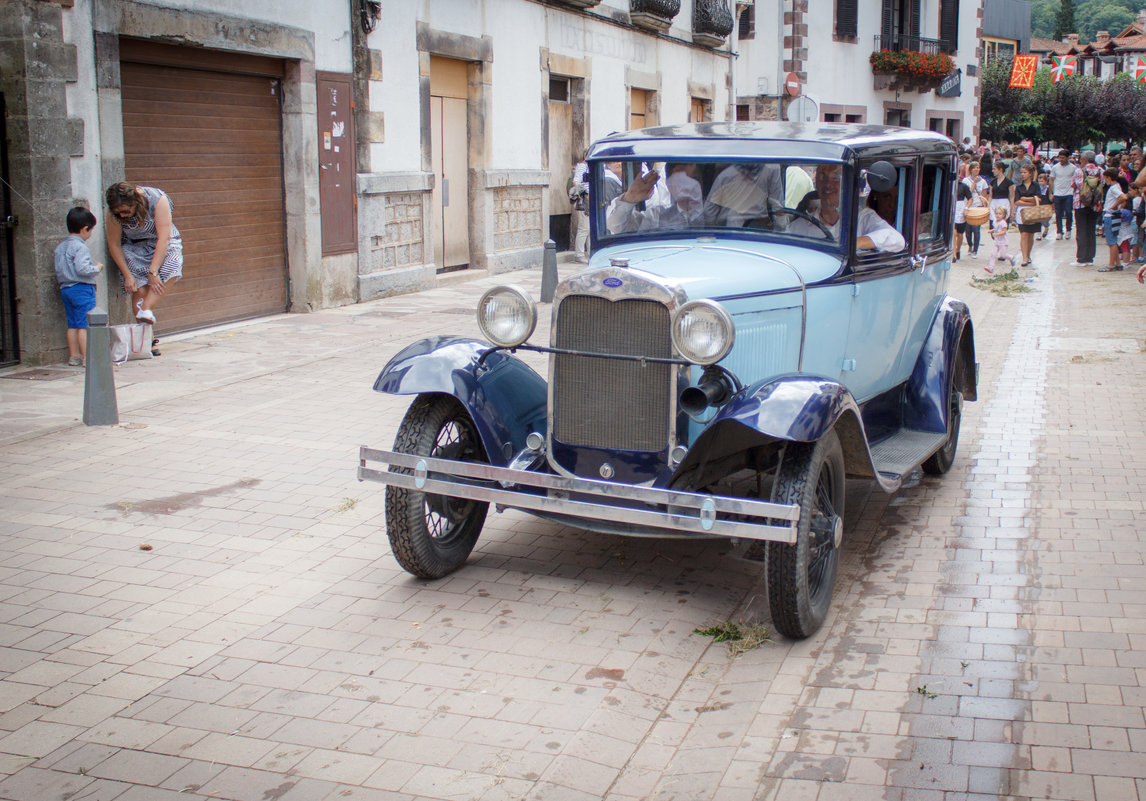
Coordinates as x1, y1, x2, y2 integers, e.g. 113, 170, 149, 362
591, 240, 843, 300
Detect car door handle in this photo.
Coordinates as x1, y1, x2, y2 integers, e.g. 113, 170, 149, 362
912, 254, 926, 273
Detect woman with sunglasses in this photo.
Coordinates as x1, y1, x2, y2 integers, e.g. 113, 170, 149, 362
105, 182, 182, 325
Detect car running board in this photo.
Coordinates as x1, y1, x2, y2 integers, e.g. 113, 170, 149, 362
869, 428, 947, 483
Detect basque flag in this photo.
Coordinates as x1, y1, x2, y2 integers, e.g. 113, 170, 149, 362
1133, 55, 1146, 84
1050, 55, 1077, 82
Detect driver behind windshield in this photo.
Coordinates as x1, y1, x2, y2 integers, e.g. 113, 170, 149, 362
788, 164, 906, 252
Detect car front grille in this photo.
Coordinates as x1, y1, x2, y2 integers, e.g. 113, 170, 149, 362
552, 295, 672, 452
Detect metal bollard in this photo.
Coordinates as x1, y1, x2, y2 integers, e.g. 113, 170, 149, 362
82, 307, 118, 426
540, 238, 557, 303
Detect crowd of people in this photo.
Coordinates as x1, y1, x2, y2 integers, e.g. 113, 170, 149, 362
956, 140, 1146, 283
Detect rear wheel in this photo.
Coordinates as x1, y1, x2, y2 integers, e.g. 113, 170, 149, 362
385, 394, 489, 578
766, 431, 845, 639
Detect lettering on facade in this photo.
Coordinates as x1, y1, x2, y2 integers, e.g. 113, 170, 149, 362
938, 69, 962, 98
555, 17, 648, 65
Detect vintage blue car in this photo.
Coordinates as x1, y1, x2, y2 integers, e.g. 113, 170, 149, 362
360, 122, 977, 639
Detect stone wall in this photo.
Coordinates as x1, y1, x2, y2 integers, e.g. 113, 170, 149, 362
375, 192, 425, 268
356, 172, 435, 299
1, 1, 83, 365
478, 170, 548, 274
493, 187, 543, 252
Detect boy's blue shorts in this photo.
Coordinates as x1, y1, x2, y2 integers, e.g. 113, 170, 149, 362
1103, 215, 1121, 247
60, 283, 96, 329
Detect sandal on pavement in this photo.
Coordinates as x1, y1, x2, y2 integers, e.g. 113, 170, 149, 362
151, 338, 161, 357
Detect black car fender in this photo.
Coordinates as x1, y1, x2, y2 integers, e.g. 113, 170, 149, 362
373, 336, 548, 467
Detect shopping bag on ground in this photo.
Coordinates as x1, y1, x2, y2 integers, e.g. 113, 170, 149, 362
109, 323, 153, 363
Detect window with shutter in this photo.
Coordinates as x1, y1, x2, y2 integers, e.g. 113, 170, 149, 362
939, 0, 959, 54
836, 0, 857, 39
738, 2, 755, 40
880, 0, 894, 45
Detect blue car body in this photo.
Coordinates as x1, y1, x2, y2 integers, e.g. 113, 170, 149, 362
362, 123, 977, 626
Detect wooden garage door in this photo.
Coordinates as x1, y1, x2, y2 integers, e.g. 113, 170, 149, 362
121, 58, 288, 334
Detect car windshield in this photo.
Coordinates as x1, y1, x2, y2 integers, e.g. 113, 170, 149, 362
593, 159, 851, 248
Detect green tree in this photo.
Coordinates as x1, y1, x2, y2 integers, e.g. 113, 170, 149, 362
1092, 74, 1146, 145
1054, 0, 1075, 41
980, 56, 1043, 142
1032, 0, 1059, 40
1039, 73, 1104, 150
1073, 3, 1136, 43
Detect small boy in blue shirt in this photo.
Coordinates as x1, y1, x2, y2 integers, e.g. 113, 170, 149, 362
53, 207, 103, 366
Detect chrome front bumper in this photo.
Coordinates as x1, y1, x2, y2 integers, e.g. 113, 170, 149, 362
358, 447, 801, 543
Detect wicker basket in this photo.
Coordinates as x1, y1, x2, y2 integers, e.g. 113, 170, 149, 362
1018, 204, 1053, 225
964, 206, 989, 226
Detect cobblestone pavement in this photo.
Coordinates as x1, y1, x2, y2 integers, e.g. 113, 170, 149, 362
0, 237, 1144, 801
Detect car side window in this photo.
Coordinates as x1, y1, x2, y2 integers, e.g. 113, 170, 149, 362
918, 160, 952, 252
855, 161, 913, 268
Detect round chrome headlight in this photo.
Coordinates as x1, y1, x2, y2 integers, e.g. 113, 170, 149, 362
477, 285, 537, 348
671, 300, 734, 365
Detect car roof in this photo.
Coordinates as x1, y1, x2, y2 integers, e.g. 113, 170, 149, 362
587, 121, 957, 163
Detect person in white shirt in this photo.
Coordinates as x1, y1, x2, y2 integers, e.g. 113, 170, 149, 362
1100, 168, 1125, 272
703, 162, 784, 227
788, 164, 905, 252
605, 163, 704, 234
961, 161, 990, 258
1049, 150, 1081, 240
570, 152, 590, 262
784, 165, 814, 209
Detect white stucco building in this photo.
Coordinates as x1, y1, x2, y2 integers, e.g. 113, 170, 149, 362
2, 0, 982, 367
732, 0, 982, 142
2, 0, 737, 365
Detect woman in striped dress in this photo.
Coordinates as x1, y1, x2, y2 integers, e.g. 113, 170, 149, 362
105, 182, 182, 325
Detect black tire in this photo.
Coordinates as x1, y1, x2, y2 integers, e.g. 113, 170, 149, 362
385, 394, 489, 578
922, 389, 962, 475
766, 431, 845, 640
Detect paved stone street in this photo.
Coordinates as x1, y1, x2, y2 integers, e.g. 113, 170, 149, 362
1, 237, 1144, 801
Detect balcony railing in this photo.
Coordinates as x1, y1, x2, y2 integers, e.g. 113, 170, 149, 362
873, 34, 950, 55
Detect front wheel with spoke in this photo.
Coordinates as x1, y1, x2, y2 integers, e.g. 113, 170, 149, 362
766, 430, 845, 639
385, 394, 489, 578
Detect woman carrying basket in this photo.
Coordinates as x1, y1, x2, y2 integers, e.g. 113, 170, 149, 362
961, 161, 990, 259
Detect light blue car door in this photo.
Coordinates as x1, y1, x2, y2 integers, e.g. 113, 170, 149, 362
900, 156, 956, 380
843, 160, 916, 403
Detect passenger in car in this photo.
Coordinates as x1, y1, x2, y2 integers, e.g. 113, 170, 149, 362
606, 165, 704, 233
789, 165, 905, 252
867, 188, 899, 227
703, 162, 784, 226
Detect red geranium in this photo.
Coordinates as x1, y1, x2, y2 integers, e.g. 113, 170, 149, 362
870, 49, 956, 82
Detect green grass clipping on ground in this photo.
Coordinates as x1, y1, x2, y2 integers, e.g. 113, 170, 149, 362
970, 268, 1033, 297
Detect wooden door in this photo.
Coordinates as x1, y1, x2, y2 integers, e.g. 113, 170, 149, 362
0, 92, 17, 366
121, 60, 288, 333
548, 82, 574, 250
430, 57, 470, 272
630, 88, 649, 130
690, 97, 708, 123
